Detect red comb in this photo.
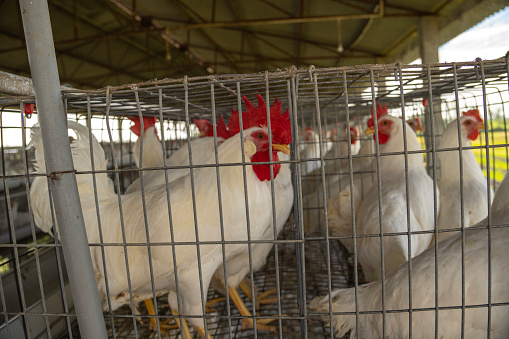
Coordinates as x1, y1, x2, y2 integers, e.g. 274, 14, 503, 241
463, 109, 483, 123
194, 117, 234, 139
129, 116, 157, 137
193, 119, 213, 136
367, 101, 388, 127
216, 116, 234, 139
228, 94, 291, 144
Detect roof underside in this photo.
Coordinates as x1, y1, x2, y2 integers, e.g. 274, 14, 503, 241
0, 0, 506, 89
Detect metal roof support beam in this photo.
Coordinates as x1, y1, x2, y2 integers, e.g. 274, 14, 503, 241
419, 16, 443, 173
18, 1, 108, 338
167, 1, 385, 30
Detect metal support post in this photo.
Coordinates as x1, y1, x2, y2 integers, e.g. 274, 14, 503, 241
18, 1, 108, 338
419, 16, 444, 174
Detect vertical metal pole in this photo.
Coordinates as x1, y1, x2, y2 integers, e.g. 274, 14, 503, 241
18, 1, 108, 338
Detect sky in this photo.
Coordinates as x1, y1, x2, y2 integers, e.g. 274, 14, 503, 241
439, 6, 509, 62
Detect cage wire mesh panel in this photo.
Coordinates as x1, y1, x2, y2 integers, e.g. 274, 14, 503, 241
0, 57, 508, 338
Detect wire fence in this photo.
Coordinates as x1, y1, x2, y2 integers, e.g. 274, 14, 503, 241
0, 56, 508, 338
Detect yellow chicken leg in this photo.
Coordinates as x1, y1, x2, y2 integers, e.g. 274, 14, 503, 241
171, 308, 193, 339
170, 308, 213, 339
238, 277, 257, 302
257, 288, 278, 305
239, 278, 278, 307
226, 284, 277, 332
144, 299, 179, 335
205, 296, 226, 312
194, 326, 213, 339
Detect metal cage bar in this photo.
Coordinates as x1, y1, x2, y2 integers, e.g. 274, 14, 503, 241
17, 1, 107, 338
0, 55, 508, 339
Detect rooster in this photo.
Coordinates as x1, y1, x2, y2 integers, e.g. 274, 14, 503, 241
30, 120, 291, 339
310, 170, 509, 339
207, 95, 293, 331
435, 109, 493, 242
127, 95, 294, 330
346, 102, 436, 282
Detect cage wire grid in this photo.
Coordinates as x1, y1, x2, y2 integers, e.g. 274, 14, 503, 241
0, 57, 507, 339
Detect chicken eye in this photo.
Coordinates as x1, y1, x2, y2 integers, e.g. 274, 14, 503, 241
383, 120, 389, 125
257, 133, 264, 139
465, 120, 471, 125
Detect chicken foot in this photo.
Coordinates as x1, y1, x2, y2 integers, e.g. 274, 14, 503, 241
143, 299, 179, 335
170, 308, 193, 339
204, 296, 226, 312
225, 284, 276, 332
169, 308, 213, 339
239, 278, 278, 307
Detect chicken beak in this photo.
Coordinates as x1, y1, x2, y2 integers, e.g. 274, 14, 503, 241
478, 122, 485, 130
272, 144, 290, 155
365, 126, 375, 135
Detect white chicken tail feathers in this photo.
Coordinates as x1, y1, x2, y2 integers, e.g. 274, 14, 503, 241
28, 121, 107, 172
67, 121, 108, 173
29, 121, 114, 198
310, 289, 357, 338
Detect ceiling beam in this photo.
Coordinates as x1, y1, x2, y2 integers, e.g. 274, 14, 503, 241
170, 0, 241, 73
336, 2, 380, 65
164, 1, 389, 31
48, 0, 166, 65
224, 0, 270, 71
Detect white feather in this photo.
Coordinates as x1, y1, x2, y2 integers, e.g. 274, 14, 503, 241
354, 116, 436, 282
436, 116, 494, 242
30, 122, 278, 329
310, 171, 509, 338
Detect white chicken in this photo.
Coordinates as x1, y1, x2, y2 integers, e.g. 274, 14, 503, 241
349, 103, 436, 282
125, 116, 231, 194
324, 116, 424, 247
303, 124, 370, 236
311, 123, 361, 181
326, 184, 362, 253
330, 124, 360, 160
436, 109, 493, 242
30, 120, 291, 338
300, 127, 321, 174
126, 95, 294, 330
310, 170, 509, 339
129, 116, 164, 169
405, 116, 424, 133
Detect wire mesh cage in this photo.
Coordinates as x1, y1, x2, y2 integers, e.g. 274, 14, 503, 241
0, 55, 508, 339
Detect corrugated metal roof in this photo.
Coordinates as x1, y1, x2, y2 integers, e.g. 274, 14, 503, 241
0, 0, 506, 89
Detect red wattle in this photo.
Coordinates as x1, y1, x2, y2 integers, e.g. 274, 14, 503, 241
373, 133, 390, 144
251, 151, 281, 181
468, 129, 479, 141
